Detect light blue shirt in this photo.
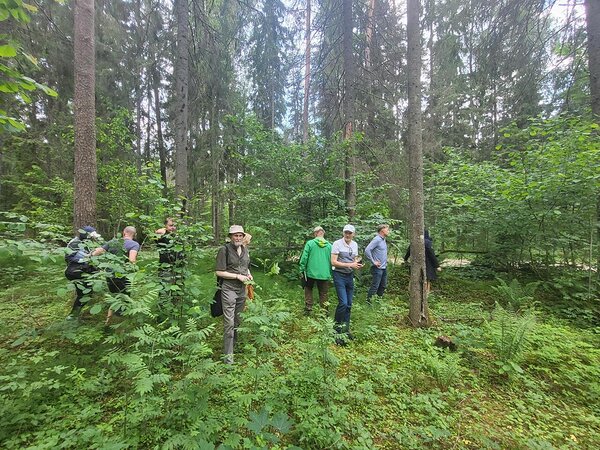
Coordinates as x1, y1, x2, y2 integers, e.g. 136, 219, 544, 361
365, 234, 388, 269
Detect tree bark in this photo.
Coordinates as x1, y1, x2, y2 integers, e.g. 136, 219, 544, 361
135, 85, 142, 174
174, 0, 189, 204
585, 0, 600, 275
153, 63, 167, 191
407, 0, 430, 327
303, 0, 311, 143
210, 98, 221, 245
73, 0, 97, 230
145, 80, 152, 163
342, 0, 356, 220
365, 0, 375, 70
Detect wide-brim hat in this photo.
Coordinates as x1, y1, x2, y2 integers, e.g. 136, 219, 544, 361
228, 225, 245, 235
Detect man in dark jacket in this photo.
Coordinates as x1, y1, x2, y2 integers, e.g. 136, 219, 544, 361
64, 225, 101, 319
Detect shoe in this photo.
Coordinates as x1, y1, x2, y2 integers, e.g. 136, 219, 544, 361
335, 337, 347, 346
347, 332, 355, 341
304, 309, 312, 316
66, 307, 82, 320
224, 355, 234, 365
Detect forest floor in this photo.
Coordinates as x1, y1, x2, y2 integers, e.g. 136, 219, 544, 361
0, 250, 599, 449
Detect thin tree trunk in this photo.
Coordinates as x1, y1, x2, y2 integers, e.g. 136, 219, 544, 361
73, 0, 97, 230
407, 0, 430, 327
365, 0, 376, 132
365, 0, 375, 69
303, 0, 311, 143
210, 98, 221, 244
174, 0, 189, 205
145, 80, 152, 163
153, 64, 167, 191
342, 0, 356, 220
585, 0, 600, 275
135, 85, 142, 174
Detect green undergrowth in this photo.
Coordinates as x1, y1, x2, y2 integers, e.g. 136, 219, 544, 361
0, 251, 598, 449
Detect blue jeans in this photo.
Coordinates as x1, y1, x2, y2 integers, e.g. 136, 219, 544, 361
333, 271, 354, 333
367, 266, 387, 303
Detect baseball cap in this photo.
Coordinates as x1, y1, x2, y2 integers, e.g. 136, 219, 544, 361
343, 224, 355, 233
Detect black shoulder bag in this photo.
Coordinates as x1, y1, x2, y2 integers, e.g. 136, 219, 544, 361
211, 246, 228, 317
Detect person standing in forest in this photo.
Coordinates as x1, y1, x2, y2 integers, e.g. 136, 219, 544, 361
299, 226, 332, 315
155, 218, 184, 307
215, 225, 253, 364
364, 224, 390, 305
331, 224, 363, 346
92, 226, 140, 324
64, 225, 101, 319
404, 229, 441, 294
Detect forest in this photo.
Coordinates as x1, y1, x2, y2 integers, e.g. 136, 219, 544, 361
0, 0, 599, 448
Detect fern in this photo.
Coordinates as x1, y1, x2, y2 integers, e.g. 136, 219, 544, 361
486, 302, 536, 377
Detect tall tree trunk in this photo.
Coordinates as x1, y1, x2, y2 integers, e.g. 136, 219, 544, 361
303, 0, 311, 143
153, 63, 167, 191
585, 0, 600, 275
365, 0, 375, 69
342, 0, 356, 220
73, 0, 97, 230
407, 0, 430, 327
135, 86, 142, 173
365, 0, 376, 133
210, 98, 221, 244
145, 80, 152, 163
174, 0, 189, 205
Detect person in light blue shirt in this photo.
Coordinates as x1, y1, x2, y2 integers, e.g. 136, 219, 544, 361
364, 224, 390, 305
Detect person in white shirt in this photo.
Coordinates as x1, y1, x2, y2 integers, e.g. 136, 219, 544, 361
330, 224, 363, 345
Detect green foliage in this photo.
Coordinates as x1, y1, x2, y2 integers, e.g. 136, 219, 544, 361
424, 351, 463, 391
492, 277, 540, 310
9, 165, 73, 227
1, 233, 600, 448
485, 303, 536, 378
0, 0, 58, 132
429, 115, 600, 271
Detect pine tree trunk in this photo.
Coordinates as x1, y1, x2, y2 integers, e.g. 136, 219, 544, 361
365, 0, 375, 69
585, 0, 600, 275
73, 0, 97, 230
135, 86, 142, 174
303, 0, 311, 143
145, 81, 152, 163
342, 0, 356, 220
174, 0, 189, 204
407, 0, 430, 327
210, 99, 221, 244
153, 64, 167, 191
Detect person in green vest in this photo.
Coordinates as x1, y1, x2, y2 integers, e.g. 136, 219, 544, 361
299, 226, 332, 315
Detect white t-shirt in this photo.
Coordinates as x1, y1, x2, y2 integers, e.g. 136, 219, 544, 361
331, 238, 358, 274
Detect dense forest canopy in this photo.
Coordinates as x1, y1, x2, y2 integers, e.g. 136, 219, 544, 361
0, 1, 595, 265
